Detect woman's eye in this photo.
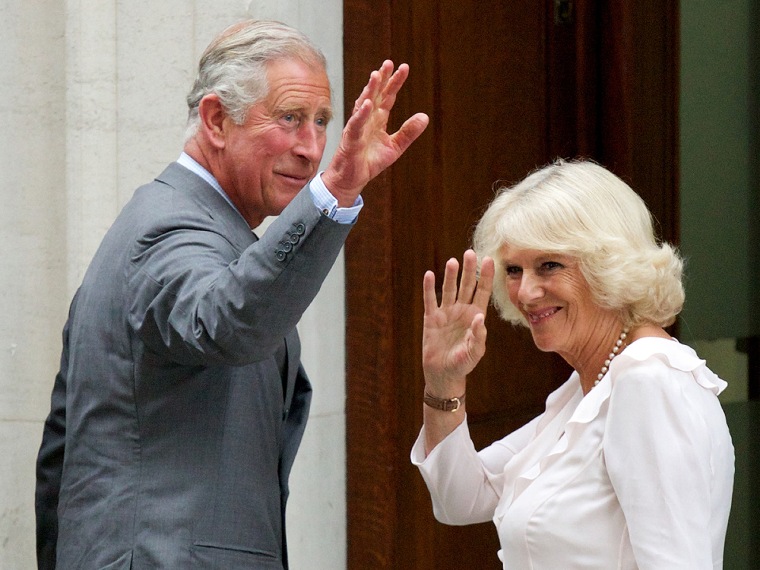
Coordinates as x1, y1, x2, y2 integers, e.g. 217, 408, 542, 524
505, 265, 522, 277
541, 261, 563, 271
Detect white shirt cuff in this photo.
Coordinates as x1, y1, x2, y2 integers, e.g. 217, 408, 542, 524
309, 171, 363, 224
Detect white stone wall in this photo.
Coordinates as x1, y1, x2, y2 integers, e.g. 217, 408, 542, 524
0, 1, 346, 568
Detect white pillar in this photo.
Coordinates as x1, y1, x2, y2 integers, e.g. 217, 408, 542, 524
0, 1, 346, 567
0, 1, 68, 566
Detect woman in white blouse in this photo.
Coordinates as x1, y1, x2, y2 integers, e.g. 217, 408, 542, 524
411, 159, 734, 569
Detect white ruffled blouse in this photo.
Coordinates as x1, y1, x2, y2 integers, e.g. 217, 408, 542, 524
411, 338, 735, 569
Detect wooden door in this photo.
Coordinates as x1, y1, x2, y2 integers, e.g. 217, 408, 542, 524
343, 1, 678, 568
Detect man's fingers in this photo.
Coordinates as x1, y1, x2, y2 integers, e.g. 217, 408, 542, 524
389, 113, 430, 154
353, 60, 395, 114
375, 63, 408, 112
342, 99, 373, 143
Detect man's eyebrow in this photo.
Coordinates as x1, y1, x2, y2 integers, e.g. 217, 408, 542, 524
272, 104, 334, 122
318, 106, 334, 122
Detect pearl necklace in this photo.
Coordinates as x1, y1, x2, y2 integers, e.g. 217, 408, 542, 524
593, 328, 630, 387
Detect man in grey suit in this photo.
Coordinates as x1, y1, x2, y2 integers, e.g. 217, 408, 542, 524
35, 19, 428, 569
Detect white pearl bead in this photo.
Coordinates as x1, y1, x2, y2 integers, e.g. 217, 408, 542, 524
593, 328, 630, 390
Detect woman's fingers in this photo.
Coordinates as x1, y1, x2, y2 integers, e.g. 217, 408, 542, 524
428, 251, 493, 310
470, 312, 488, 353
473, 255, 495, 310
457, 249, 478, 303
422, 270, 438, 316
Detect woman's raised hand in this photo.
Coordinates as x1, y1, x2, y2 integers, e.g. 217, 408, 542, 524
422, 250, 495, 395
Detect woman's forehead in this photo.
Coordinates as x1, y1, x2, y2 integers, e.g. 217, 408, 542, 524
499, 244, 577, 264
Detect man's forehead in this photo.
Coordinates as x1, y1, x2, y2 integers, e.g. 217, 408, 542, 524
265, 60, 332, 109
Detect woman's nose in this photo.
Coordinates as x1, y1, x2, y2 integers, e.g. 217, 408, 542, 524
517, 272, 543, 303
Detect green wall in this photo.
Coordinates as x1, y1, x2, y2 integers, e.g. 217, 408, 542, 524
679, 0, 757, 342
723, 402, 760, 569
680, 2, 760, 568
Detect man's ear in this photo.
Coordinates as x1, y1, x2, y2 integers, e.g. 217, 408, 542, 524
197, 94, 228, 149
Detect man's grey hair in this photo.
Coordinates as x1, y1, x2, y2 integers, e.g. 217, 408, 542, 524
184, 19, 328, 143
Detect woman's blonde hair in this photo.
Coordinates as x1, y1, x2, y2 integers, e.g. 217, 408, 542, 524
472, 159, 684, 328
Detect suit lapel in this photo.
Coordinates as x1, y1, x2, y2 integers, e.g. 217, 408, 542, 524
154, 162, 257, 252
156, 162, 304, 412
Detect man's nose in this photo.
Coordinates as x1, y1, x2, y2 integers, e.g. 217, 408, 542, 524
294, 123, 325, 163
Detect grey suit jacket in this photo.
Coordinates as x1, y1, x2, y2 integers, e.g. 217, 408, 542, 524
35, 163, 352, 569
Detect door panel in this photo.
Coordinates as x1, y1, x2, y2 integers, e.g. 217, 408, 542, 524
344, 1, 677, 568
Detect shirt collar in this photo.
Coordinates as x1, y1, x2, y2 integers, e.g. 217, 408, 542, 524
176, 152, 241, 215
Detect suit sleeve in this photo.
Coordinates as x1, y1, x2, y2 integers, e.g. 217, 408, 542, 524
128, 186, 352, 366
35, 293, 78, 570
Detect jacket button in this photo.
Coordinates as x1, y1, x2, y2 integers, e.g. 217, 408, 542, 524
275, 250, 286, 261
289, 233, 299, 245
282, 241, 293, 253
294, 223, 306, 235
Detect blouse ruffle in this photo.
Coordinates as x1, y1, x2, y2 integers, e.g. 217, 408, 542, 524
499, 338, 726, 518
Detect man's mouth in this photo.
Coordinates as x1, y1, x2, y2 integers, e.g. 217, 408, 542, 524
276, 172, 310, 183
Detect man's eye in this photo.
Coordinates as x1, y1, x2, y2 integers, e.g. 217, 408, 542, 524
315, 117, 328, 128
281, 114, 297, 124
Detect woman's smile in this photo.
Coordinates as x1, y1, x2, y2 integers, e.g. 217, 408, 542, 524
525, 306, 561, 325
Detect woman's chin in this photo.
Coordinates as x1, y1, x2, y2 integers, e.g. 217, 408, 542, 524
529, 332, 556, 353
